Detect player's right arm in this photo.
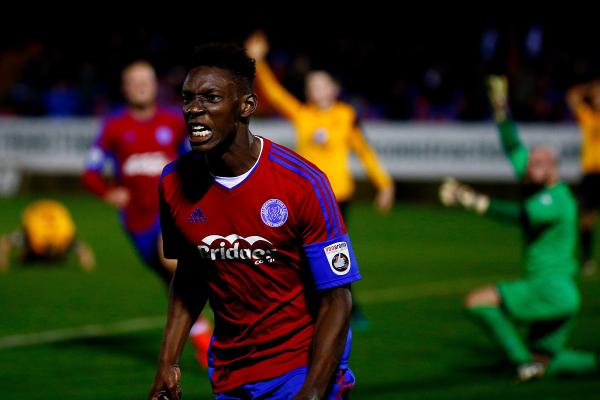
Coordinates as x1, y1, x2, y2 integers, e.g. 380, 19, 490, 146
81, 119, 130, 208
148, 255, 207, 400
149, 187, 207, 400
0, 233, 14, 271
73, 240, 96, 272
0, 231, 24, 272
245, 31, 302, 120
487, 75, 528, 179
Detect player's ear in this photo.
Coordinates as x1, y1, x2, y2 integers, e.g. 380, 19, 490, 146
240, 93, 258, 118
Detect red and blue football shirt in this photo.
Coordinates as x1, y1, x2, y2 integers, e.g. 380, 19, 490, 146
159, 137, 361, 393
82, 106, 188, 233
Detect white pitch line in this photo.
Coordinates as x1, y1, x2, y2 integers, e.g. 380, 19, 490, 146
0, 275, 511, 351
0, 316, 165, 350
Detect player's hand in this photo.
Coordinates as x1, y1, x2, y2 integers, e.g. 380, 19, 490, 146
439, 178, 489, 214
76, 243, 96, 272
486, 75, 509, 121
104, 187, 130, 209
245, 31, 269, 61
0, 255, 8, 272
291, 387, 320, 400
148, 364, 181, 400
375, 185, 395, 214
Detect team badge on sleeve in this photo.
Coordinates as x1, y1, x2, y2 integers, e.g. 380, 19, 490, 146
324, 242, 351, 275
260, 199, 288, 227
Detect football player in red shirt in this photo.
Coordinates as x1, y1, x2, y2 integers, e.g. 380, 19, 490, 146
149, 44, 360, 400
82, 60, 211, 368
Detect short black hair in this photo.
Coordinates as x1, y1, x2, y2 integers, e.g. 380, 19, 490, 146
189, 43, 255, 92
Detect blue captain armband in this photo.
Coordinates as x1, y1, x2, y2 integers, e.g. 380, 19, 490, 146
303, 234, 362, 290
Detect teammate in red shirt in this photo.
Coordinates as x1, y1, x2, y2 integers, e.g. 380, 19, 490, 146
82, 61, 212, 368
82, 60, 188, 281
148, 44, 360, 400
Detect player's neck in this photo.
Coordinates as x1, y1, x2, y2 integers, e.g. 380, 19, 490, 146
545, 176, 559, 188
207, 132, 261, 177
128, 104, 157, 121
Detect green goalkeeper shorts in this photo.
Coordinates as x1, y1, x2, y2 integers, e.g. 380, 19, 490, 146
498, 276, 580, 323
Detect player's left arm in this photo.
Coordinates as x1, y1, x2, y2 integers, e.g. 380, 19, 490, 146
439, 178, 525, 223
297, 171, 361, 399
349, 121, 395, 213
486, 76, 529, 180
566, 81, 600, 117
293, 286, 352, 400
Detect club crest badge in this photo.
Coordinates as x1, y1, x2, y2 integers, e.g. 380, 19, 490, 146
155, 126, 173, 145
260, 199, 288, 228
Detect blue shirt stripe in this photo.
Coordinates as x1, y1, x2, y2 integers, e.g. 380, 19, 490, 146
268, 154, 334, 239
271, 144, 344, 236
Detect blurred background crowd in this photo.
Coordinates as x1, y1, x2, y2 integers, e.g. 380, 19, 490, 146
1, 15, 598, 122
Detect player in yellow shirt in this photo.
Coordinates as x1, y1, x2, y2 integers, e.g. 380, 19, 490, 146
566, 80, 600, 275
246, 31, 395, 327
0, 199, 95, 272
245, 32, 394, 217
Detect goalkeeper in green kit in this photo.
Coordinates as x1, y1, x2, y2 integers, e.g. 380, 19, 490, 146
440, 75, 598, 381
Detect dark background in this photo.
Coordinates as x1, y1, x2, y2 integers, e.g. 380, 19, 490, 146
1, 10, 598, 121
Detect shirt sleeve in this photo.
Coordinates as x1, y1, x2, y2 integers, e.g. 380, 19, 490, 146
486, 198, 522, 223
255, 60, 303, 120
81, 120, 115, 197
573, 102, 594, 125
299, 170, 362, 290
349, 120, 393, 191
497, 118, 529, 180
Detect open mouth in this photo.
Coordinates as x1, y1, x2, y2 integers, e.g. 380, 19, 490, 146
189, 124, 213, 143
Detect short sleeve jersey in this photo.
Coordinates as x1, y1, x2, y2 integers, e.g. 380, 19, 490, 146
159, 137, 361, 392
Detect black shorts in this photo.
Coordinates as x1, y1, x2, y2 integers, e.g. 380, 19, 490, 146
579, 173, 600, 210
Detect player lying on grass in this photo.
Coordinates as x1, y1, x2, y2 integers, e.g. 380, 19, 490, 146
439, 75, 599, 381
0, 199, 95, 272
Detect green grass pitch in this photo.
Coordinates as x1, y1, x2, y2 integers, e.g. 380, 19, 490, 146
1, 193, 599, 399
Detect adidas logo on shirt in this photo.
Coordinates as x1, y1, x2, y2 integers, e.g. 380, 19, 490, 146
188, 208, 208, 223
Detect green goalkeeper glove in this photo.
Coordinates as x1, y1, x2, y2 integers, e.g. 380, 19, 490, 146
439, 178, 490, 214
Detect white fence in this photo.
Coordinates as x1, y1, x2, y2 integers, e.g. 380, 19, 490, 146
0, 117, 584, 189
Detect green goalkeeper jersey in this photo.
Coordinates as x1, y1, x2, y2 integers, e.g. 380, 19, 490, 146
488, 119, 578, 278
